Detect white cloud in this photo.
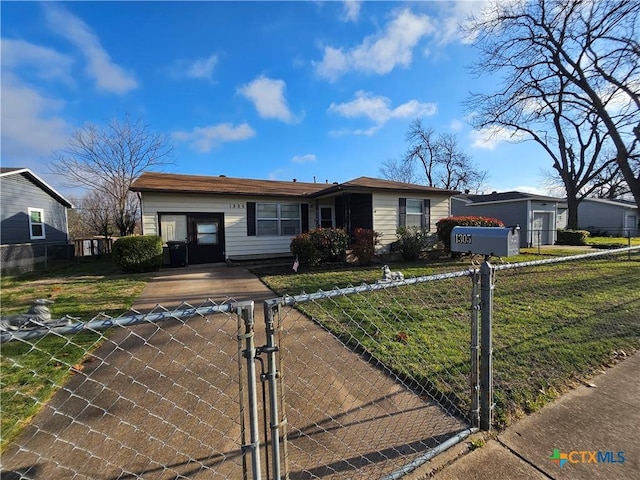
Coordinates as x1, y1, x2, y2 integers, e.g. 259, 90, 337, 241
314, 9, 433, 81
292, 154, 316, 164
43, 4, 137, 94
0, 75, 71, 162
1, 38, 74, 84
431, 0, 489, 45
511, 185, 548, 195
342, 1, 362, 22
172, 54, 219, 81
172, 123, 256, 153
470, 125, 524, 150
238, 75, 298, 123
329, 91, 437, 135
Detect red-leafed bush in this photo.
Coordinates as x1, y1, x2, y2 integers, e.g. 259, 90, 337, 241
350, 228, 380, 265
436, 216, 505, 252
290, 228, 349, 266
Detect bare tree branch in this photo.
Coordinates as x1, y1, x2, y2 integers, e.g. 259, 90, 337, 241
50, 115, 173, 236
465, 0, 640, 223
380, 119, 488, 192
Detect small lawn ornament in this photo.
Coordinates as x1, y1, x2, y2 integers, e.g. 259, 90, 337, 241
381, 264, 404, 282
0, 299, 74, 331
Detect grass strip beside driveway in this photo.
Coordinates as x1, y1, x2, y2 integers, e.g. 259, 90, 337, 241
1, 257, 150, 451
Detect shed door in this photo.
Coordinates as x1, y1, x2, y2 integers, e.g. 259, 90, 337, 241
187, 214, 225, 264
532, 212, 552, 246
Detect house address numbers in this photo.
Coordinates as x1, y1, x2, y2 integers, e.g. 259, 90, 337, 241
454, 233, 473, 244
228, 203, 245, 209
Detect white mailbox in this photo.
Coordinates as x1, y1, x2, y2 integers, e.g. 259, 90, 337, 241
450, 226, 520, 257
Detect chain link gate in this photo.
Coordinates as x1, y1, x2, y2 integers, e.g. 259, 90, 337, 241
1, 300, 262, 480
259, 271, 481, 480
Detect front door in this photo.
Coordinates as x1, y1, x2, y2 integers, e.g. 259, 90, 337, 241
187, 214, 225, 264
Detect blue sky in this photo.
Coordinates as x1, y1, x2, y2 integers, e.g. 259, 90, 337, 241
1, 1, 554, 196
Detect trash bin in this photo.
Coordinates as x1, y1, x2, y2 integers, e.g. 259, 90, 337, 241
167, 241, 187, 267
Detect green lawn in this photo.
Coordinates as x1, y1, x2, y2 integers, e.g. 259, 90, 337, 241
1, 256, 150, 450
2, 245, 637, 451
587, 236, 640, 248
256, 248, 640, 429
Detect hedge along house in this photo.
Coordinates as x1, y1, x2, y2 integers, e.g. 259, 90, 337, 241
1, 167, 74, 272
451, 191, 568, 248
130, 172, 458, 265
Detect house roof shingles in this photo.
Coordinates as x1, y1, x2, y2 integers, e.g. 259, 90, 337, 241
130, 172, 459, 198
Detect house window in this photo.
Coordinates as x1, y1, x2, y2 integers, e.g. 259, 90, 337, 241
257, 203, 301, 236
196, 222, 218, 245
28, 208, 45, 240
399, 198, 431, 230
320, 206, 334, 228
406, 199, 424, 228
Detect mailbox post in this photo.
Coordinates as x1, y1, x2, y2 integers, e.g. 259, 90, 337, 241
450, 226, 519, 430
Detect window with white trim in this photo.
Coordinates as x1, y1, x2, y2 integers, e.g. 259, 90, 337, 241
28, 208, 45, 240
399, 197, 431, 230
405, 199, 424, 228
257, 203, 301, 236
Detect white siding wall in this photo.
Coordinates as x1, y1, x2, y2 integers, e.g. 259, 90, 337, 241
372, 192, 451, 251
141, 193, 315, 259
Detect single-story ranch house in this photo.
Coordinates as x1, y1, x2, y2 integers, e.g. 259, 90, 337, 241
130, 172, 458, 264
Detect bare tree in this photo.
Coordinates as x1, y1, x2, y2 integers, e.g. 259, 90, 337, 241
465, 0, 640, 215
50, 116, 173, 236
379, 157, 418, 184
467, 65, 620, 227
67, 191, 116, 240
380, 119, 488, 192
590, 157, 637, 200
436, 133, 488, 192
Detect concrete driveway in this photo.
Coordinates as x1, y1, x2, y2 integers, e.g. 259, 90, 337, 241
2, 264, 467, 479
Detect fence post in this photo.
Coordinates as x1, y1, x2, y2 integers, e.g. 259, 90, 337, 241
238, 301, 262, 480
480, 259, 494, 431
470, 269, 480, 429
264, 302, 283, 480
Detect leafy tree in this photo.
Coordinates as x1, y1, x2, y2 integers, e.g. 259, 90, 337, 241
465, 0, 640, 220
50, 116, 173, 236
381, 119, 488, 192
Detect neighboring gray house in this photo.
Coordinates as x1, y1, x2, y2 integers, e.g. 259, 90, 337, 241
577, 198, 638, 236
130, 172, 458, 264
452, 191, 568, 247
1, 167, 73, 272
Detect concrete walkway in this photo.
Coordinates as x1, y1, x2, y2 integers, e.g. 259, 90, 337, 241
422, 351, 640, 479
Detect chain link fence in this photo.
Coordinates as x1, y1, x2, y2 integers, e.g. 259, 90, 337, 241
491, 247, 640, 429
1, 301, 250, 480
2, 246, 639, 479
